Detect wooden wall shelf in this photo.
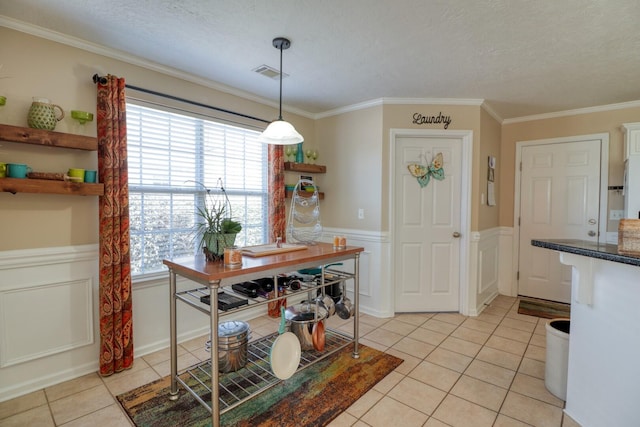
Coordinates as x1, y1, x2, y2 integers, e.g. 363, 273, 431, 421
285, 190, 324, 200
0, 124, 102, 196
284, 162, 326, 173
0, 178, 104, 196
0, 124, 98, 151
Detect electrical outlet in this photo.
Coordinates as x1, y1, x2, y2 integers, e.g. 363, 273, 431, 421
358, 208, 364, 220
610, 210, 624, 220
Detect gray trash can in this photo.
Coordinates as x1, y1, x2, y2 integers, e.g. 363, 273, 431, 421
545, 318, 570, 400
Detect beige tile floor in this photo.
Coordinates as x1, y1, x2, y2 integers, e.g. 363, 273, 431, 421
0, 295, 581, 427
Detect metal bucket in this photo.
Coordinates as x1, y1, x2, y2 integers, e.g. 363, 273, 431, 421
216, 320, 250, 373
285, 303, 328, 351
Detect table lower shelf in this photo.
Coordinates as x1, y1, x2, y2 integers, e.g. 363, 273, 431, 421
175, 329, 354, 414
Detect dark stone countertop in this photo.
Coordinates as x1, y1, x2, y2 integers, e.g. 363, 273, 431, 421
531, 239, 640, 267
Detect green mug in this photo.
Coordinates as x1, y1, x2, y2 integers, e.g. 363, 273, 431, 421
0, 162, 6, 178
67, 168, 85, 182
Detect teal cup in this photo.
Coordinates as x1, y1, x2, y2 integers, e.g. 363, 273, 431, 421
84, 170, 97, 183
7, 163, 31, 179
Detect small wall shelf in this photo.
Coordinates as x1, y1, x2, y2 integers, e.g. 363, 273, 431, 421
284, 162, 326, 199
285, 189, 325, 200
284, 162, 326, 173
0, 124, 103, 196
0, 178, 104, 196
0, 124, 98, 151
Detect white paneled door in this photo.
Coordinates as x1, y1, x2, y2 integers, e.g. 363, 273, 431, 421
518, 139, 602, 303
394, 135, 462, 312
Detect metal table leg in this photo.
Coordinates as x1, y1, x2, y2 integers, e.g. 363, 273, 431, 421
169, 268, 179, 399
209, 281, 220, 427
353, 253, 360, 359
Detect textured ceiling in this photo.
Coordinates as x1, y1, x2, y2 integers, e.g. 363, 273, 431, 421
2, 0, 640, 120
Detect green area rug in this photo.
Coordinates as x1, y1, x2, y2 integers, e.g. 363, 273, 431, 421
117, 344, 402, 426
517, 297, 570, 319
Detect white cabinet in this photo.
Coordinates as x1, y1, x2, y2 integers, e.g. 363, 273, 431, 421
622, 123, 640, 219
622, 122, 640, 160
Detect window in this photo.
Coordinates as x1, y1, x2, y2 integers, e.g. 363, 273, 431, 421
126, 103, 268, 277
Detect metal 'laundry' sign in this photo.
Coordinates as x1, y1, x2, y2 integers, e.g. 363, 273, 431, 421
412, 112, 452, 129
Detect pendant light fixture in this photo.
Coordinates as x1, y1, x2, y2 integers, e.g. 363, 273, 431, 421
258, 37, 304, 145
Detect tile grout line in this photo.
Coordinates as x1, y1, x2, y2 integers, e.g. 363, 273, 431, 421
360, 312, 488, 425
3, 297, 567, 427
43, 385, 57, 427
359, 299, 564, 425
369, 298, 554, 427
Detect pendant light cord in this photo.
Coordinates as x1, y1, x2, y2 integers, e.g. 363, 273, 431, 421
278, 43, 284, 121
255, 37, 303, 145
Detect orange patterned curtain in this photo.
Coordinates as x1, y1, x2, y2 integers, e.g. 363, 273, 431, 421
268, 145, 286, 242
96, 75, 134, 376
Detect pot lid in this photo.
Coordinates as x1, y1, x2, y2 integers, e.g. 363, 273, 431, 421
218, 320, 249, 337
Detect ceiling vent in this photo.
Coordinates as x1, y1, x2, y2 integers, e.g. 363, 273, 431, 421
253, 64, 288, 80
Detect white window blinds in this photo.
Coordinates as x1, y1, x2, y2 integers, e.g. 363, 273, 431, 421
126, 103, 268, 277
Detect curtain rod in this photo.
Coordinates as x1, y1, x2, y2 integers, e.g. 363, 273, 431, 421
92, 74, 269, 124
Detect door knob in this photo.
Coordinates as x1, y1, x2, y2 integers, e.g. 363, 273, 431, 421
588, 219, 597, 225
452, 232, 461, 238
588, 230, 596, 237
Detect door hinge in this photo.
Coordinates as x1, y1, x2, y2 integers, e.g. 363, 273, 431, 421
518, 217, 521, 226
520, 162, 522, 171
517, 271, 520, 280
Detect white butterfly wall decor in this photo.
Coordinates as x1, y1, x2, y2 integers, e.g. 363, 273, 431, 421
407, 152, 445, 188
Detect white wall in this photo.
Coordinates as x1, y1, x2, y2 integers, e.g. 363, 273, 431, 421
0, 245, 100, 401
0, 226, 519, 403
559, 252, 640, 427
319, 228, 391, 318
0, 245, 225, 401
0, 234, 386, 402
467, 228, 500, 315
320, 226, 513, 319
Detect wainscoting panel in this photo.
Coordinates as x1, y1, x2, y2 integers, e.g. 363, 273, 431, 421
320, 229, 392, 318
477, 232, 499, 309
0, 244, 99, 402
498, 227, 515, 296
0, 278, 93, 368
468, 228, 502, 315
0, 228, 517, 402
479, 243, 499, 295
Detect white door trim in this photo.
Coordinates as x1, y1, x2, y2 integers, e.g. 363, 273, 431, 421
512, 133, 609, 297
389, 128, 473, 315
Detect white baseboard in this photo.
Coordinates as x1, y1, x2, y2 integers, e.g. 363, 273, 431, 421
1, 359, 99, 403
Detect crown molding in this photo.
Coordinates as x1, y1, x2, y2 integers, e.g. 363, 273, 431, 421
480, 102, 503, 123
313, 99, 385, 119
0, 16, 315, 120
503, 99, 640, 125
382, 97, 484, 106
314, 97, 488, 120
